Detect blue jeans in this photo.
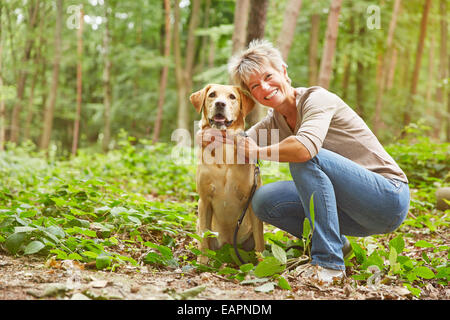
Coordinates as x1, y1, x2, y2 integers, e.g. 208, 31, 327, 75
252, 149, 410, 271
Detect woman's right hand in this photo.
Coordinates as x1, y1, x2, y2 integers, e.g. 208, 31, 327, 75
195, 129, 233, 148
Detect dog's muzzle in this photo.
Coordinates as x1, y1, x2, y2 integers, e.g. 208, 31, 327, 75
208, 113, 233, 128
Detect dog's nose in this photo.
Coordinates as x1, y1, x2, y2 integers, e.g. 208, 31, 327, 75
214, 101, 226, 109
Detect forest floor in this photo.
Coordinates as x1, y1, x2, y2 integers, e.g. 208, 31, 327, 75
1, 234, 448, 301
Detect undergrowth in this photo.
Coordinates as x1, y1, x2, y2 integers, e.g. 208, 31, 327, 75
0, 124, 448, 298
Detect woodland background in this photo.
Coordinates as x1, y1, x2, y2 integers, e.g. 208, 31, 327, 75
0, 0, 448, 153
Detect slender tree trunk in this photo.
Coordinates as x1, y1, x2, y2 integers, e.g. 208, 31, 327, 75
426, 33, 435, 105
174, 0, 200, 131
308, 4, 320, 86
10, 0, 40, 143
40, 0, 62, 150
435, 0, 448, 140
318, 0, 343, 89
102, 1, 112, 152
277, 0, 302, 61
184, 0, 201, 93
373, 0, 401, 135
174, 0, 189, 131
403, 0, 432, 128
231, 0, 250, 55
341, 16, 355, 100
0, 5, 5, 151
199, 0, 211, 70
386, 47, 398, 90
355, 25, 365, 118
246, 0, 268, 45
24, 56, 38, 141
245, 0, 269, 126
153, 0, 171, 143
72, 7, 84, 156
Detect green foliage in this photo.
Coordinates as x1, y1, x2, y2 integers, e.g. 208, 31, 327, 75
0, 132, 448, 297
386, 122, 450, 188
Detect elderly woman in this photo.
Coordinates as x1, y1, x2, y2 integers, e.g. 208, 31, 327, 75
225, 39, 410, 283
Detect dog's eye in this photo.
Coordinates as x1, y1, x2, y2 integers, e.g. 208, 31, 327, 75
229, 94, 236, 100
208, 92, 216, 98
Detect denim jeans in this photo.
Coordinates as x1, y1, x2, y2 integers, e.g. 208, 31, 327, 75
252, 148, 410, 271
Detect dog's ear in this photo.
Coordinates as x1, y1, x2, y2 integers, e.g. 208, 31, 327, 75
190, 85, 211, 113
238, 88, 256, 118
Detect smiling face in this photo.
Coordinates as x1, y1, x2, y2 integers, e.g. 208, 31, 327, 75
246, 63, 292, 108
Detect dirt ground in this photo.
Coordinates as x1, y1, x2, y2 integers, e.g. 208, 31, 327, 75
1, 252, 448, 301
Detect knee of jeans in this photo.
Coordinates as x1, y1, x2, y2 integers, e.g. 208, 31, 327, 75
289, 160, 316, 179
384, 207, 408, 233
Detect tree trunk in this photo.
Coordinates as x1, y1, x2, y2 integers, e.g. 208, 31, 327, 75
426, 33, 435, 105
245, 0, 269, 126
386, 48, 398, 90
10, 0, 40, 143
317, 0, 343, 89
231, 0, 250, 55
184, 0, 201, 93
355, 25, 365, 119
276, 0, 302, 61
72, 7, 84, 156
40, 0, 62, 150
403, 0, 432, 128
373, 0, 401, 136
308, 5, 320, 86
153, 0, 171, 143
0, 5, 5, 151
199, 0, 211, 70
174, 0, 189, 131
435, 0, 448, 140
102, 1, 112, 152
246, 0, 268, 45
24, 56, 39, 141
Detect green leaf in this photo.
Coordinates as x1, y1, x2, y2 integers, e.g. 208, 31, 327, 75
239, 263, 254, 273
302, 218, 311, 239
389, 235, 405, 253
271, 243, 287, 264
404, 283, 421, 298
24, 240, 45, 255
96, 255, 112, 270
5, 232, 27, 255
309, 193, 315, 230
254, 257, 285, 278
82, 251, 98, 259
414, 240, 434, 248
277, 275, 291, 290
414, 266, 435, 279
14, 226, 36, 233
350, 240, 367, 264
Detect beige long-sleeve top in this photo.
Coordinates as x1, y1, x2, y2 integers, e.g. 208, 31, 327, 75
246, 86, 408, 183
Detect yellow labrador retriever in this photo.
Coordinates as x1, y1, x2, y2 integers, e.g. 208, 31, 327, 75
190, 84, 264, 264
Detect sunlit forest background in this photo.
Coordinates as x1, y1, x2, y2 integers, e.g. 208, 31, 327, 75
0, 0, 448, 155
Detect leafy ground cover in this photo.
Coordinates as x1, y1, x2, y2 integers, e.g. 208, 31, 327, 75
0, 127, 449, 300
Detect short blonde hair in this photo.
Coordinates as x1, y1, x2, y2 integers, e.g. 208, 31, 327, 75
228, 39, 288, 92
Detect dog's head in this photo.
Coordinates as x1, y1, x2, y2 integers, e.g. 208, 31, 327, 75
190, 84, 255, 130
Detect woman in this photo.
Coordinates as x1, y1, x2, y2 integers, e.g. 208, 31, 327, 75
225, 39, 410, 283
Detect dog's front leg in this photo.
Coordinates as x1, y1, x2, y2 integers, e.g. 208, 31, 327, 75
249, 205, 265, 253
197, 198, 212, 264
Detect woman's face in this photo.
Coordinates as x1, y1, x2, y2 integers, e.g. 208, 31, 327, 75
246, 63, 291, 108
